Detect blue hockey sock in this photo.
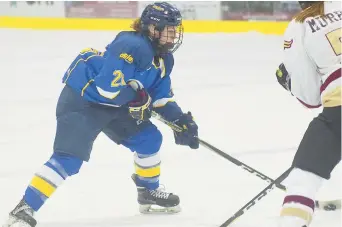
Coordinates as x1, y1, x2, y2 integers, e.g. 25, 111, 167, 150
134, 152, 160, 190
24, 153, 83, 211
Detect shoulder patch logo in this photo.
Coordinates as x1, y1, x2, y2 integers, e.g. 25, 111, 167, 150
119, 53, 134, 64
152, 5, 164, 11
284, 39, 293, 50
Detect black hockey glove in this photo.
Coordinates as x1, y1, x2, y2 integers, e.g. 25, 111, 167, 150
173, 112, 199, 149
127, 88, 152, 121
276, 63, 291, 91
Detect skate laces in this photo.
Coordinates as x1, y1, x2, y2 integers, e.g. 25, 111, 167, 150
149, 184, 170, 199
14, 203, 34, 217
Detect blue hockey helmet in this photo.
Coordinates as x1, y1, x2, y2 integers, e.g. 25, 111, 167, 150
139, 2, 183, 54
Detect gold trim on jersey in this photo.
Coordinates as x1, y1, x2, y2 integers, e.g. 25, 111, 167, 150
152, 58, 166, 78
322, 86, 341, 107
64, 54, 98, 83
284, 39, 293, 50
81, 79, 94, 96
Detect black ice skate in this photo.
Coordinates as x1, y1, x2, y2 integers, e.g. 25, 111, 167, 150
131, 174, 181, 214
3, 199, 37, 227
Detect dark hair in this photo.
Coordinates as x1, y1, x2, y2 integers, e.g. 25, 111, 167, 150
294, 2, 325, 23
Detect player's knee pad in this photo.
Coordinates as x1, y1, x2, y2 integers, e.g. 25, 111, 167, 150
46, 152, 83, 177
123, 124, 162, 156
285, 168, 323, 198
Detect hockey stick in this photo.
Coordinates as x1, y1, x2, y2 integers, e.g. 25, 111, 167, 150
151, 111, 288, 192
219, 168, 292, 227
152, 111, 341, 211
196, 137, 341, 212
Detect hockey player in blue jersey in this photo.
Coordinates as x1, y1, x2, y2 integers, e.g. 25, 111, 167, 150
4, 2, 199, 227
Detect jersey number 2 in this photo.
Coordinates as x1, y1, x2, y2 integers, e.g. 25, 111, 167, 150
111, 70, 126, 87
326, 28, 341, 56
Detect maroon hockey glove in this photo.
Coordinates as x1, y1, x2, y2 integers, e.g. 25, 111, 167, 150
128, 88, 152, 121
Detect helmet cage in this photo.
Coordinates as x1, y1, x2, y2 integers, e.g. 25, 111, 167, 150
140, 2, 184, 54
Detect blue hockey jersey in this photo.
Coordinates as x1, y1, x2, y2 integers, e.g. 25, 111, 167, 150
62, 31, 183, 121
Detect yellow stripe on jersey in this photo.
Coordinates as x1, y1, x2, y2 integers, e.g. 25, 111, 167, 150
64, 54, 98, 83
81, 79, 94, 96
152, 58, 166, 78
135, 164, 160, 178
30, 176, 56, 197
280, 207, 313, 224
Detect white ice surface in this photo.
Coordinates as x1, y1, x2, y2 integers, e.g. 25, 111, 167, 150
0, 29, 340, 227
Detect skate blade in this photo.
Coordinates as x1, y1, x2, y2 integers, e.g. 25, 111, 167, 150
139, 204, 181, 214
2, 215, 14, 227
2, 215, 31, 227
